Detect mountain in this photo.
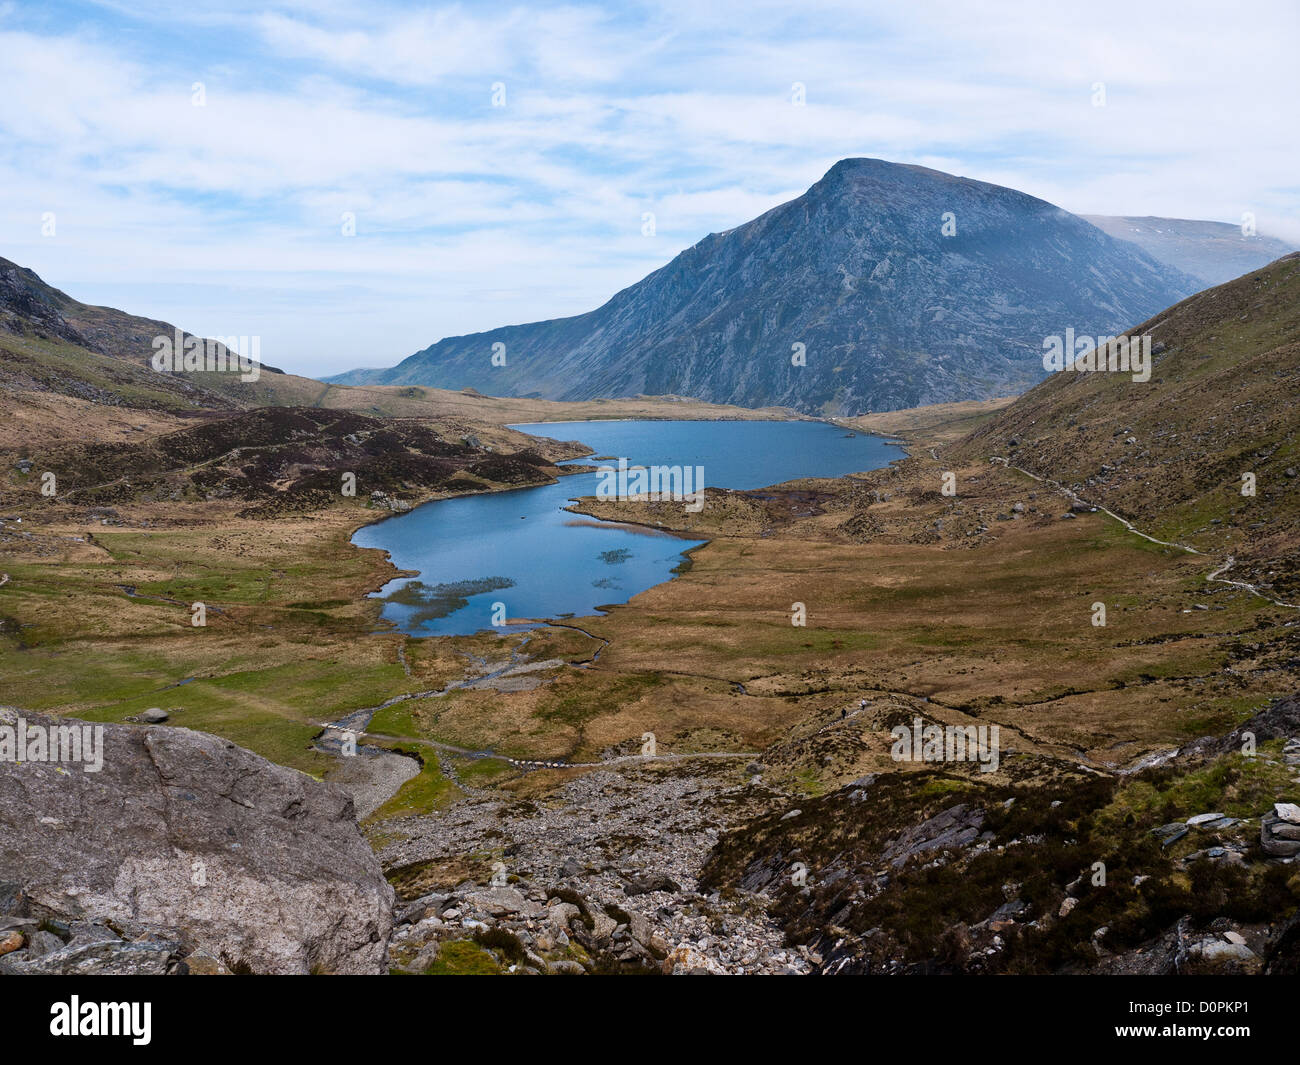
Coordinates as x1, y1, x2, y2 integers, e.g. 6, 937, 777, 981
1, 255, 783, 432
0, 255, 324, 412
328, 158, 1199, 415
953, 252, 1300, 599
1082, 215, 1296, 288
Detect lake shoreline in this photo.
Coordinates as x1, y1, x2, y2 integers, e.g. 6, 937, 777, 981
351, 419, 901, 637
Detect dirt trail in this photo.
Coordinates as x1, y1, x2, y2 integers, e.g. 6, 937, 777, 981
985, 455, 1300, 611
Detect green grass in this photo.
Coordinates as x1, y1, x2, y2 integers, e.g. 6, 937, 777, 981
457, 756, 514, 784
421, 940, 502, 975
1098, 742, 1295, 827
368, 700, 425, 739
365, 751, 459, 822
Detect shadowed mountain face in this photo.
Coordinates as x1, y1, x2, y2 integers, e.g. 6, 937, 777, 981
1083, 215, 1297, 288
329, 158, 1198, 415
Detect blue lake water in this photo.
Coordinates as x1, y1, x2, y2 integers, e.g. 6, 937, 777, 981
351, 419, 901, 636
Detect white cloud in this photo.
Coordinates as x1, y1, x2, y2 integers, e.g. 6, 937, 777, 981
0, 0, 1295, 376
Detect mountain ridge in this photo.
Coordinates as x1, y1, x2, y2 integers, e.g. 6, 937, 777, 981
1082, 215, 1296, 287
327, 158, 1200, 415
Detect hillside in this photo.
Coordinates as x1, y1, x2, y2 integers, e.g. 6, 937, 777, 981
9, 406, 572, 520
1084, 215, 1296, 288
954, 253, 1300, 598
326, 158, 1198, 416
0, 255, 334, 412
2, 256, 796, 436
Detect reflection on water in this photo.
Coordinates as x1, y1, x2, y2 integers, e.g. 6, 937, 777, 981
352, 420, 900, 637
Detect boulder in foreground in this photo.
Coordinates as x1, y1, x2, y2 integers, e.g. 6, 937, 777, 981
0, 708, 393, 974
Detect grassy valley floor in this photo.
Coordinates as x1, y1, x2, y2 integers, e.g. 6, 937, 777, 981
2, 396, 1297, 973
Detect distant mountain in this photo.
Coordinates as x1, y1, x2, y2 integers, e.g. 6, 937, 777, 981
0, 257, 575, 516
1, 256, 785, 431
0, 257, 455, 415
329, 158, 1200, 415
954, 252, 1300, 598
1082, 215, 1296, 288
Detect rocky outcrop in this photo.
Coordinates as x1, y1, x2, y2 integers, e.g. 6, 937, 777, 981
0, 708, 394, 974
880, 803, 985, 868
387, 875, 809, 976
379, 762, 812, 974
1262, 803, 1300, 858
701, 694, 1300, 976
0, 259, 95, 348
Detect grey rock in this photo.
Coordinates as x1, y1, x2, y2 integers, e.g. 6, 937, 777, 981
1183, 938, 1262, 975
622, 873, 681, 897
407, 941, 441, 973
628, 910, 656, 950
1154, 823, 1189, 847
0, 881, 25, 916
0, 938, 177, 975
395, 892, 449, 925
25, 930, 65, 957
589, 910, 617, 944
883, 804, 984, 868
65, 921, 121, 949
0, 708, 393, 974
478, 887, 534, 917
1261, 816, 1300, 857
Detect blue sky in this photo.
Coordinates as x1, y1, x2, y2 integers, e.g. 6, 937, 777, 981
2, 0, 1296, 377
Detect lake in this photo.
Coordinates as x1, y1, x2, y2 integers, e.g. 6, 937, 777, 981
351, 419, 900, 636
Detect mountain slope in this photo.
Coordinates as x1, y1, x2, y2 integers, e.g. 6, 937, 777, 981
0, 255, 325, 411
1, 256, 789, 432
1083, 215, 1296, 288
329, 158, 1199, 415
954, 252, 1300, 597
14, 405, 563, 518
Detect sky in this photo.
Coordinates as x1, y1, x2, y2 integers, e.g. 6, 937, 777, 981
1, 0, 1296, 378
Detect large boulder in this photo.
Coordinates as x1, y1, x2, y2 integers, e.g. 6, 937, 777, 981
0, 708, 393, 974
